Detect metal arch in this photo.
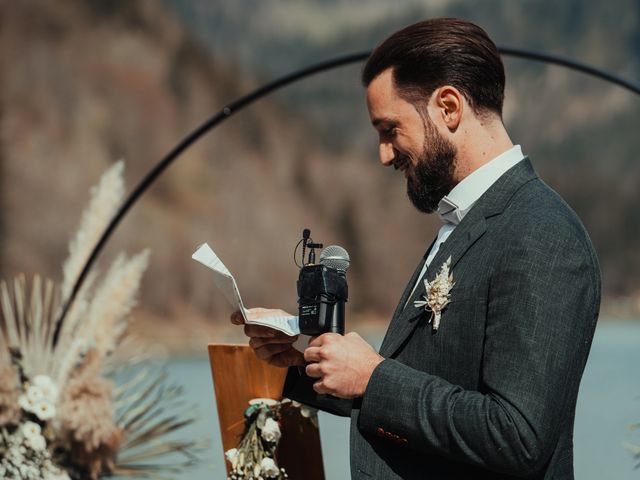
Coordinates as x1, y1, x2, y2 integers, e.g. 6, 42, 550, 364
499, 47, 640, 95
52, 46, 640, 343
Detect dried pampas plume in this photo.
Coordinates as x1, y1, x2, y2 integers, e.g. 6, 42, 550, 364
54, 250, 150, 388
61, 161, 125, 302
87, 250, 150, 361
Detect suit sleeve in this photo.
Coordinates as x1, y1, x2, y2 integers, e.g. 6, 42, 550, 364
357, 216, 601, 477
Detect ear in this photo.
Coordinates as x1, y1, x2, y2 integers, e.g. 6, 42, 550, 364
434, 86, 463, 131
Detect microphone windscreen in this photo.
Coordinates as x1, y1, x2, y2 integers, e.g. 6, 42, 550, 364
320, 245, 350, 272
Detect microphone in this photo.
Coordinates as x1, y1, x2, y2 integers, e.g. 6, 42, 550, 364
319, 245, 350, 272
296, 239, 350, 335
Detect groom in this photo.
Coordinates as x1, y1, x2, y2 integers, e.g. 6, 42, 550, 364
234, 18, 601, 479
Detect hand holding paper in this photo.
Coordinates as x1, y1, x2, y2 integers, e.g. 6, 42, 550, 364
237, 312, 306, 368
192, 243, 300, 336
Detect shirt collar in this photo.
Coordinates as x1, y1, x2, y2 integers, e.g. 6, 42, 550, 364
437, 145, 525, 225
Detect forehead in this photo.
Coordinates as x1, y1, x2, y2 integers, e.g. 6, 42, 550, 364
366, 69, 419, 125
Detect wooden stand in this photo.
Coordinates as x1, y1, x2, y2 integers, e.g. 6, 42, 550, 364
208, 344, 325, 479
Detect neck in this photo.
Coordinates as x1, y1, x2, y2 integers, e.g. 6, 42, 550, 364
453, 117, 513, 182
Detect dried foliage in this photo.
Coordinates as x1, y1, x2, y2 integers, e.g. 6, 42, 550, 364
0, 162, 203, 479
0, 364, 21, 426
225, 399, 318, 480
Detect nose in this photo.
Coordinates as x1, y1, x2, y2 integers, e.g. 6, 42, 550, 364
379, 142, 395, 166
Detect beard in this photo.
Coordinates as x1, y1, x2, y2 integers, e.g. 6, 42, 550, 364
403, 116, 457, 214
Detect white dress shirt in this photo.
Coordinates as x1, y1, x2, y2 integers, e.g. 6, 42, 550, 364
406, 145, 525, 304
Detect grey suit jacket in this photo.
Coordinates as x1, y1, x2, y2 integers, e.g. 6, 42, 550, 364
284, 158, 601, 479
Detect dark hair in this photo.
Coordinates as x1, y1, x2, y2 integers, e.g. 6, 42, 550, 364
362, 18, 505, 116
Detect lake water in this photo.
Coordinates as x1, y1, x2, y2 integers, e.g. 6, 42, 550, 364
163, 322, 640, 479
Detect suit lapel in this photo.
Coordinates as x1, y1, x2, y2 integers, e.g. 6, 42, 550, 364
379, 211, 487, 357
378, 158, 538, 359
426, 209, 487, 279
377, 238, 435, 354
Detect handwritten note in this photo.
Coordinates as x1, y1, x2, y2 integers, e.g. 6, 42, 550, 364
192, 243, 299, 336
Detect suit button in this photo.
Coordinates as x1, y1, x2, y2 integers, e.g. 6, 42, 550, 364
376, 427, 385, 437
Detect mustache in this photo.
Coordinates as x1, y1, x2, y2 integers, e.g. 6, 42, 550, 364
393, 153, 412, 171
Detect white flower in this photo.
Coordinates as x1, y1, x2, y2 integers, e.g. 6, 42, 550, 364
19, 379, 58, 421
414, 256, 455, 331
26, 384, 45, 402
33, 399, 56, 421
260, 457, 279, 478
20, 421, 47, 451
300, 405, 314, 418
299, 405, 319, 428
33, 375, 59, 402
24, 434, 46, 452
225, 448, 238, 464
21, 421, 42, 439
18, 393, 36, 412
260, 417, 281, 444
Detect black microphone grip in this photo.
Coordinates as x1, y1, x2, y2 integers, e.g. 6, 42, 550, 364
297, 264, 347, 336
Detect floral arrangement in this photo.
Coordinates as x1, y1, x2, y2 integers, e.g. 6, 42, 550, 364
0, 162, 203, 479
225, 398, 317, 480
414, 256, 455, 331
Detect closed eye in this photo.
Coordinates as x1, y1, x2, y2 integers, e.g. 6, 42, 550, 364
379, 127, 398, 141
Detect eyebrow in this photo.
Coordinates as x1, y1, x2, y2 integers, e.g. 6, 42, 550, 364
372, 117, 399, 128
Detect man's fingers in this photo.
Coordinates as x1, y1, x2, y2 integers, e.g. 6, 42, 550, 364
303, 346, 322, 363
305, 362, 322, 378
245, 307, 292, 321
249, 335, 298, 350
312, 380, 330, 395
253, 343, 293, 361
230, 311, 245, 325
308, 332, 338, 348
244, 324, 288, 338
270, 349, 306, 368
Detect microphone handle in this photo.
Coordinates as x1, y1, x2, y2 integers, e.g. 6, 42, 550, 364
325, 296, 345, 335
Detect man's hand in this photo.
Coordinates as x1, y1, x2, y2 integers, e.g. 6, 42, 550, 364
304, 332, 384, 399
231, 308, 305, 368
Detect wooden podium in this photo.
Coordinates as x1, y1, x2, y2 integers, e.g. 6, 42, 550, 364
208, 344, 325, 479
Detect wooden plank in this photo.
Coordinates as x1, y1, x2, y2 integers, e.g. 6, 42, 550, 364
208, 343, 325, 479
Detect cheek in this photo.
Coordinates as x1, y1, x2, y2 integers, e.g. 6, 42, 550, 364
399, 133, 425, 159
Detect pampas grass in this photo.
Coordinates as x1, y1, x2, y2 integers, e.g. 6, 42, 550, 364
0, 161, 204, 478
54, 250, 149, 389
86, 250, 150, 361
61, 161, 125, 302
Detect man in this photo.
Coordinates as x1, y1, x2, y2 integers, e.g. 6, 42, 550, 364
233, 18, 600, 479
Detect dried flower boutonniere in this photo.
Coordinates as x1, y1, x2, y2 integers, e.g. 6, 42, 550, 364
414, 256, 455, 331
225, 398, 318, 479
